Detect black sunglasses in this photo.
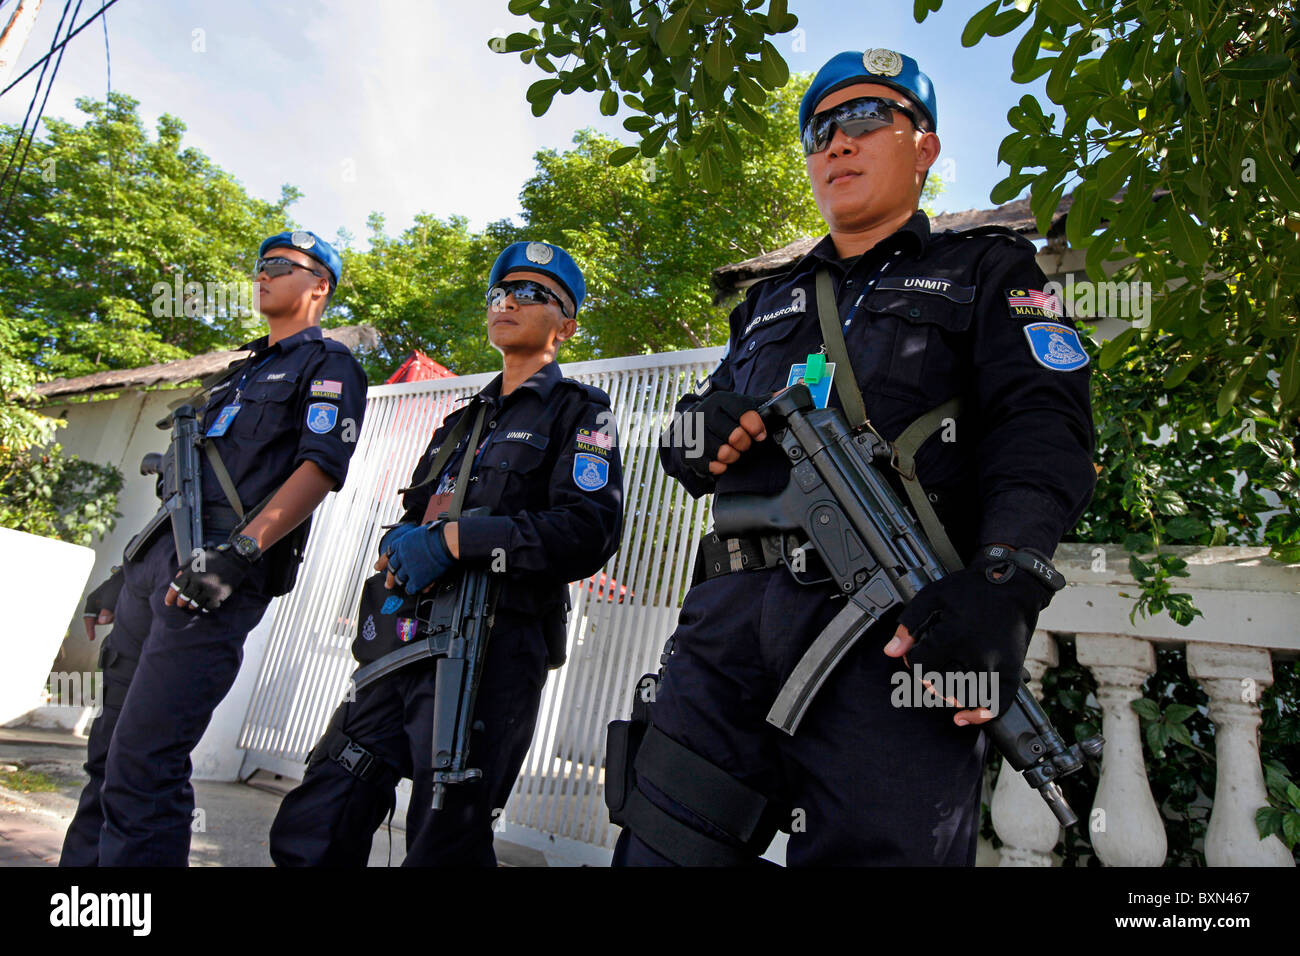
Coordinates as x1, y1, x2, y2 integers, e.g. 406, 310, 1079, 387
256, 256, 325, 281
801, 96, 927, 156
487, 279, 570, 318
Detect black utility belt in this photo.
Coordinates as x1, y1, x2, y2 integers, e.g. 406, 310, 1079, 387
693, 531, 788, 585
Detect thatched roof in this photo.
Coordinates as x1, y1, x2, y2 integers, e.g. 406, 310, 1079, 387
34, 325, 380, 400
710, 193, 1074, 302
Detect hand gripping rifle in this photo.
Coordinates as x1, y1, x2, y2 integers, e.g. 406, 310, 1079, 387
134, 404, 205, 566
711, 384, 1103, 826
347, 508, 501, 810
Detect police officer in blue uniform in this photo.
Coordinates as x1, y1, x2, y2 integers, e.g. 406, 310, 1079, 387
611, 50, 1096, 865
60, 230, 368, 867
269, 241, 623, 867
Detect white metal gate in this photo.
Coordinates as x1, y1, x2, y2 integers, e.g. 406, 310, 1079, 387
237, 347, 725, 853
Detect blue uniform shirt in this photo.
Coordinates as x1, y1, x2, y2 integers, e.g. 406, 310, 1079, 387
399, 360, 623, 613
661, 212, 1096, 557
199, 325, 369, 517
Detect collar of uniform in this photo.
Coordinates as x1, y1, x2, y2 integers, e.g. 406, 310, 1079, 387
797, 210, 931, 276
236, 324, 324, 358
478, 359, 563, 407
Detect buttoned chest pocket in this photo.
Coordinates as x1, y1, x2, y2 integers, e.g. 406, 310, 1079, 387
231, 372, 301, 436
862, 292, 972, 403
476, 431, 552, 508
730, 315, 814, 397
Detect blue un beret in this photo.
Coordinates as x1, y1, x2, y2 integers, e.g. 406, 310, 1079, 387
488, 241, 586, 315
800, 49, 937, 135
259, 230, 342, 287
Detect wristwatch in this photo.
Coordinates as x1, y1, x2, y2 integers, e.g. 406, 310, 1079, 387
231, 534, 263, 562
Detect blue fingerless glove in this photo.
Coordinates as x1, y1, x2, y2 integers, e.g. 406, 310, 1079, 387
386, 521, 455, 595
378, 522, 420, 558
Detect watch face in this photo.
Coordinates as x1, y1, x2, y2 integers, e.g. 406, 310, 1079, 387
234, 535, 259, 558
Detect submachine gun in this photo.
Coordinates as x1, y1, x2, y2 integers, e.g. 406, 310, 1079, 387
712, 383, 1103, 826
348, 508, 501, 810
132, 404, 204, 566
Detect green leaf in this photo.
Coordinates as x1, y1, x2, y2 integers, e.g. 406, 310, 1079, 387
1164, 515, 1208, 539
990, 173, 1034, 205
1038, 0, 1085, 26
962, 0, 1000, 48
503, 32, 540, 53
1279, 334, 1300, 405
525, 77, 563, 104
657, 5, 695, 57
1257, 806, 1284, 839
704, 32, 734, 81
607, 145, 642, 166
1099, 326, 1136, 368
1216, 367, 1248, 417
1219, 53, 1293, 81
1165, 198, 1209, 266
1066, 182, 1101, 248
1012, 25, 1046, 76
699, 147, 721, 190
600, 90, 619, 116
1092, 149, 1135, 202
1130, 697, 1161, 721
1154, 489, 1188, 516
1165, 703, 1198, 724
986, 7, 1031, 37
1168, 722, 1194, 747
1284, 813, 1300, 849
641, 125, 671, 157
1257, 138, 1300, 211
758, 40, 789, 88
507, 0, 544, 13
1287, 783, 1300, 810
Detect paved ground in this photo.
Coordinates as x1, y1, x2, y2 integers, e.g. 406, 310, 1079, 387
0, 726, 409, 867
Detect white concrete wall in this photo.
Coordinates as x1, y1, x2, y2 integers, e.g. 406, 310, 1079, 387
41, 389, 182, 674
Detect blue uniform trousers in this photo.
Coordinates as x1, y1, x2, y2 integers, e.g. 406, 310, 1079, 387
613, 567, 989, 866
268, 610, 548, 867
59, 534, 271, 866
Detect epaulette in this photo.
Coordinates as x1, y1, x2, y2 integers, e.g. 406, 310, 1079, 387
559, 377, 612, 407
942, 224, 1037, 253
320, 336, 355, 355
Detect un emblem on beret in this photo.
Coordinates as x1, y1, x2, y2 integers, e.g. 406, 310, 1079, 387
863, 48, 903, 77
290, 230, 316, 249
525, 242, 554, 265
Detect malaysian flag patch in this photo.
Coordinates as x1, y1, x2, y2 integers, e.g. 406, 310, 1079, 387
310, 379, 343, 398
1005, 289, 1063, 319
576, 427, 613, 454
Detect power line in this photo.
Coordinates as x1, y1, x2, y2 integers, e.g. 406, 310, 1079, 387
0, 0, 82, 227
0, 0, 74, 200
0, 0, 120, 100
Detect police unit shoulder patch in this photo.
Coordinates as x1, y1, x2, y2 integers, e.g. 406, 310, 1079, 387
1023, 322, 1090, 372
396, 618, 419, 643
310, 378, 343, 398
381, 595, 404, 616
306, 402, 338, 433
362, 615, 377, 642
573, 452, 609, 491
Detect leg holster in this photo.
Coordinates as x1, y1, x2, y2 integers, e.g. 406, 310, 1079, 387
605, 675, 777, 866
307, 709, 400, 790
98, 645, 139, 710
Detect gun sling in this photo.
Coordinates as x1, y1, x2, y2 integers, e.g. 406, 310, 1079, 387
349, 400, 490, 689
813, 268, 964, 574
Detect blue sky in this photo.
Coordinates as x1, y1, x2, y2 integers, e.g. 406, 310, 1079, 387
1, 0, 1053, 251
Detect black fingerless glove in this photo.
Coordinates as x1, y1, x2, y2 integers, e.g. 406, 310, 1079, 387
171, 544, 255, 612
83, 566, 124, 618
671, 390, 763, 478
897, 546, 1065, 715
